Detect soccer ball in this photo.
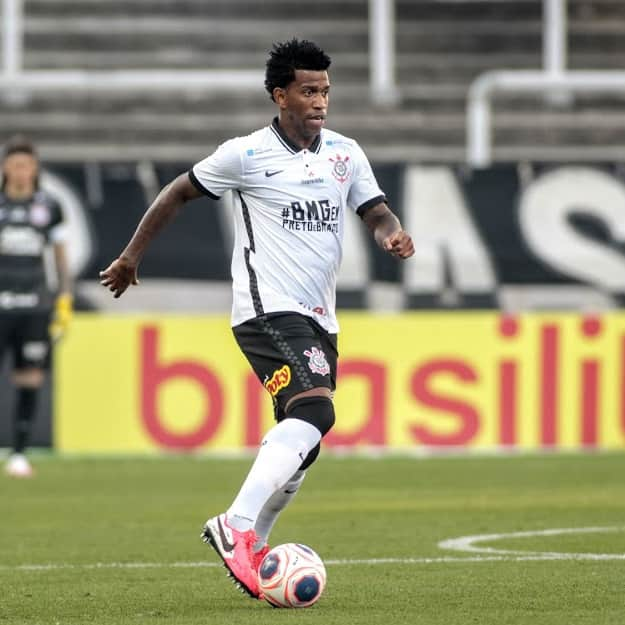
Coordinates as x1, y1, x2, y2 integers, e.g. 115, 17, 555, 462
258, 543, 327, 608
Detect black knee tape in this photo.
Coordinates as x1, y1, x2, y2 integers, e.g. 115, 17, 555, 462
286, 396, 335, 437
299, 443, 320, 470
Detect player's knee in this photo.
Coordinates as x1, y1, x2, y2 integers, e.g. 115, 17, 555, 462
12, 368, 45, 388
286, 395, 335, 437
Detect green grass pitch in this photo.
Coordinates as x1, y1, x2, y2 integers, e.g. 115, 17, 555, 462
2, 452, 625, 625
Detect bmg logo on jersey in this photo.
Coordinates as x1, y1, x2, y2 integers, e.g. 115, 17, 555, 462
281, 199, 339, 233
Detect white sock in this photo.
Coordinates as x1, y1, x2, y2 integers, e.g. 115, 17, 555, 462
226, 419, 320, 532
254, 469, 306, 549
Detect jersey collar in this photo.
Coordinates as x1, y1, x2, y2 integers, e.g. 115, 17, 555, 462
270, 117, 322, 154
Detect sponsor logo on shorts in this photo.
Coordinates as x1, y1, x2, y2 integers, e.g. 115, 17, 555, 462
23, 341, 48, 362
264, 365, 291, 396
303, 346, 330, 376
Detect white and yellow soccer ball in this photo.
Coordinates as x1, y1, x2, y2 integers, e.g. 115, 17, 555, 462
258, 543, 327, 608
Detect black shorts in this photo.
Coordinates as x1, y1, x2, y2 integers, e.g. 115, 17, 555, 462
0, 310, 52, 370
233, 312, 338, 421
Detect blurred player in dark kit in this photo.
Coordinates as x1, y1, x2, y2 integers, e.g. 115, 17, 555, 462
0, 136, 72, 477
100, 39, 413, 599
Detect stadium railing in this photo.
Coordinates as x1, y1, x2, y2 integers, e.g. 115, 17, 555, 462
467, 0, 625, 167
0, 0, 398, 105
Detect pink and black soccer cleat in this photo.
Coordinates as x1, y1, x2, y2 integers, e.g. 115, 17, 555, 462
201, 513, 263, 599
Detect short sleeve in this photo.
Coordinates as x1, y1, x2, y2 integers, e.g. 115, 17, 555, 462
189, 138, 244, 199
47, 198, 67, 243
346, 142, 386, 215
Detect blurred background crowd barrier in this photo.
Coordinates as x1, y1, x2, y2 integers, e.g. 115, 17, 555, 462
1, 0, 624, 452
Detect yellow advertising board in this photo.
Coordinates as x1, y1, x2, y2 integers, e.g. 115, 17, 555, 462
55, 312, 625, 452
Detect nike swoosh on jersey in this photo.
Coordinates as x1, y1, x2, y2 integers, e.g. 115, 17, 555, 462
264, 170, 284, 177
217, 517, 236, 553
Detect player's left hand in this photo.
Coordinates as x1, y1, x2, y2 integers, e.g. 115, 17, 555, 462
383, 230, 414, 259
49, 292, 73, 341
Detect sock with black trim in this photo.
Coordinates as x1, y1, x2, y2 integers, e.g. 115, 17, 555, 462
253, 469, 306, 549
226, 419, 320, 532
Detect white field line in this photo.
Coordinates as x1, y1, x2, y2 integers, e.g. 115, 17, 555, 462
438, 525, 625, 558
3, 527, 625, 573
3, 554, 625, 573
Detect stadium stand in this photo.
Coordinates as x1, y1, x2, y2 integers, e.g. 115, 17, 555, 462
2, 0, 625, 163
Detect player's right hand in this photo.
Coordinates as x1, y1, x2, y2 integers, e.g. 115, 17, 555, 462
99, 257, 139, 298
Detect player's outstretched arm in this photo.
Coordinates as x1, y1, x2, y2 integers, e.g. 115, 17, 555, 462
360, 202, 415, 259
99, 173, 202, 298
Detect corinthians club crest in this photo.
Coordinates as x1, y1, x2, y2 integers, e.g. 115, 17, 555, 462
329, 154, 350, 183
303, 346, 330, 376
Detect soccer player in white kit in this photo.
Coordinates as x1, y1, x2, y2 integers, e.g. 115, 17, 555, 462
100, 39, 414, 599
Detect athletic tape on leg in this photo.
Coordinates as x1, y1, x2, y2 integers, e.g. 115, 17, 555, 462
286, 396, 335, 436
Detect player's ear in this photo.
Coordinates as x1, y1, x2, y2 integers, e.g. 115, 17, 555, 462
273, 87, 288, 108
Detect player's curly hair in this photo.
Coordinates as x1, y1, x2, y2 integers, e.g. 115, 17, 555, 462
265, 39, 331, 101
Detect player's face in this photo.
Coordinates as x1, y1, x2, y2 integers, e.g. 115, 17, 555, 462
2, 152, 38, 191
276, 69, 330, 146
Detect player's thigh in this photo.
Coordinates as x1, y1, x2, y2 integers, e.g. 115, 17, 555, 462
233, 313, 337, 419
13, 310, 53, 372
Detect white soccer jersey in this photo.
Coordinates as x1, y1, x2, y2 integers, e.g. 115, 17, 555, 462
190, 118, 385, 333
